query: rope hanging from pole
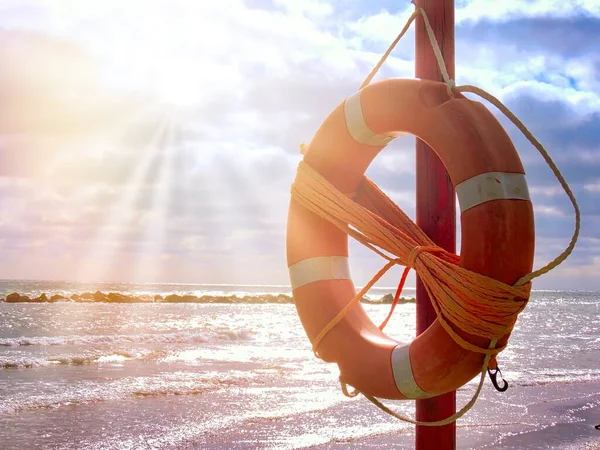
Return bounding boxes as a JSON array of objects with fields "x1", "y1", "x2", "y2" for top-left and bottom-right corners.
[{"x1": 290, "y1": 6, "x2": 580, "y2": 426}]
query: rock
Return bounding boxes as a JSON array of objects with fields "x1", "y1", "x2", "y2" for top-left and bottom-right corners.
[
  {"x1": 6, "y1": 293, "x2": 31, "y2": 303},
  {"x1": 50, "y1": 294, "x2": 68, "y2": 302},
  {"x1": 93, "y1": 291, "x2": 108, "y2": 302},
  {"x1": 360, "y1": 294, "x2": 416, "y2": 304},
  {"x1": 72, "y1": 293, "x2": 93, "y2": 303},
  {"x1": 107, "y1": 292, "x2": 138, "y2": 303},
  {"x1": 281, "y1": 294, "x2": 293, "y2": 304},
  {"x1": 380, "y1": 293, "x2": 394, "y2": 304},
  {"x1": 32, "y1": 293, "x2": 48, "y2": 302},
  {"x1": 161, "y1": 294, "x2": 200, "y2": 303}
]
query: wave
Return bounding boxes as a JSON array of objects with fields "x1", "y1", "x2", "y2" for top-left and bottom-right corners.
[
  {"x1": 0, "y1": 291, "x2": 413, "y2": 304},
  {"x1": 512, "y1": 371, "x2": 600, "y2": 387},
  {"x1": 0, "y1": 372, "x2": 252, "y2": 415},
  {"x1": 0, "y1": 351, "x2": 147, "y2": 369},
  {"x1": 0, "y1": 328, "x2": 252, "y2": 347}
]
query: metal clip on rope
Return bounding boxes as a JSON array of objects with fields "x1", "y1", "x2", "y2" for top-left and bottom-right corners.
[{"x1": 487, "y1": 366, "x2": 509, "y2": 392}]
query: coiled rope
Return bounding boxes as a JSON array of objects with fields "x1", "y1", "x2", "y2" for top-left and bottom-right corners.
[{"x1": 291, "y1": 7, "x2": 580, "y2": 426}]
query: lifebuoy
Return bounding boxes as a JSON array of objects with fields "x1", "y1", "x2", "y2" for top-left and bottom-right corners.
[{"x1": 286, "y1": 78, "x2": 535, "y2": 400}]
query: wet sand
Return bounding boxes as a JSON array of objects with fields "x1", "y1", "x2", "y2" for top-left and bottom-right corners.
[{"x1": 337, "y1": 382, "x2": 600, "y2": 450}]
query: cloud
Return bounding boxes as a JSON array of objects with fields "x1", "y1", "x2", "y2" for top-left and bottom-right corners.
[
  {"x1": 459, "y1": 16, "x2": 600, "y2": 59},
  {"x1": 0, "y1": 0, "x2": 598, "y2": 289},
  {"x1": 584, "y1": 181, "x2": 600, "y2": 192},
  {"x1": 456, "y1": 0, "x2": 600, "y2": 23}
]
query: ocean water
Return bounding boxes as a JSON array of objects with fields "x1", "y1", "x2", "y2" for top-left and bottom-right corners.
[{"x1": 0, "y1": 281, "x2": 599, "y2": 449}]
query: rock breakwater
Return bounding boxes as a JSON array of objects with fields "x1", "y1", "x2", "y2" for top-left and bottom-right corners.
[{"x1": 1, "y1": 291, "x2": 415, "y2": 304}]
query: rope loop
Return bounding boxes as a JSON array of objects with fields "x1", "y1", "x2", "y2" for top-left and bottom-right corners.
[
  {"x1": 355, "y1": 5, "x2": 579, "y2": 294},
  {"x1": 340, "y1": 377, "x2": 360, "y2": 398},
  {"x1": 293, "y1": 4, "x2": 580, "y2": 427}
]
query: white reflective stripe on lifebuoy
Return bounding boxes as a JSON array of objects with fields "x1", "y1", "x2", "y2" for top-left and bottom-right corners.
[
  {"x1": 456, "y1": 171, "x2": 530, "y2": 213},
  {"x1": 344, "y1": 92, "x2": 396, "y2": 147},
  {"x1": 288, "y1": 256, "x2": 351, "y2": 290},
  {"x1": 391, "y1": 344, "x2": 434, "y2": 399}
]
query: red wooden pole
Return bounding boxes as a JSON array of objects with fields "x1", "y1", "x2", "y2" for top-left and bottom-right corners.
[{"x1": 414, "y1": 0, "x2": 456, "y2": 449}]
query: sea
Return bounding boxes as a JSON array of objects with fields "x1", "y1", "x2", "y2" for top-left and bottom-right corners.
[{"x1": 0, "y1": 280, "x2": 599, "y2": 450}]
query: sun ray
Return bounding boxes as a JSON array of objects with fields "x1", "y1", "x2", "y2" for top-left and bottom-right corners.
[
  {"x1": 75, "y1": 112, "x2": 171, "y2": 282},
  {"x1": 130, "y1": 112, "x2": 178, "y2": 282}
]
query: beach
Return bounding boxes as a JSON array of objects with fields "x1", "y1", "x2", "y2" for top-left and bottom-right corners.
[{"x1": 1, "y1": 281, "x2": 599, "y2": 449}]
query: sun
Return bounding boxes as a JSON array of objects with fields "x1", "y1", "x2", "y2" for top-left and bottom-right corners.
[
  {"x1": 98, "y1": 40, "x2": 211, "y2": 110},
  {"x1": 46, "y1": 1, "x2": 229, "y2": 110},
  {"x1": 151, "y1": 67, "x2": 202, "y2": 108},
  {"x1": 23, "y1": 1, "x2": 245, "y2": 111}
]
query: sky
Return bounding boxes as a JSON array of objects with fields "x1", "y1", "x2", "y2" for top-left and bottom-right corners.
[{"x1": 0, "y1": 0, "x2": 598, "y2": 289}]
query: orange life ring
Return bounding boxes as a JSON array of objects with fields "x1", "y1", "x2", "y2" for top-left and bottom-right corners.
[{"x1": 286, "y1": 78, "x2": 535, "y2": 400}]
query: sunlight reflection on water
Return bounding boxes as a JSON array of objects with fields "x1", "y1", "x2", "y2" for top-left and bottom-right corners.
[{"x1": 0, "y1": 292, "x2": 599, "y2": 449}]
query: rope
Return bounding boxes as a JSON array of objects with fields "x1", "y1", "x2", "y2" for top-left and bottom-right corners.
[
  {"x1": 378, "y1": 265, "x2": 410, "y2": 331},
  {"x1": 451, "y1": 85, "x2": 580, "y2": 286},
  {"x1": 291, "y1": 6, "x2": 580, "y2": 426},
  {"x1": 360, "y1": 7, "x2": 580, "y2": 288},
  {"x1": 294, "y1": 162, "x2": 530, "y2": 357},
  {"x1": 363, "y1": 340, "x2": 498, "y2": 427}
]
